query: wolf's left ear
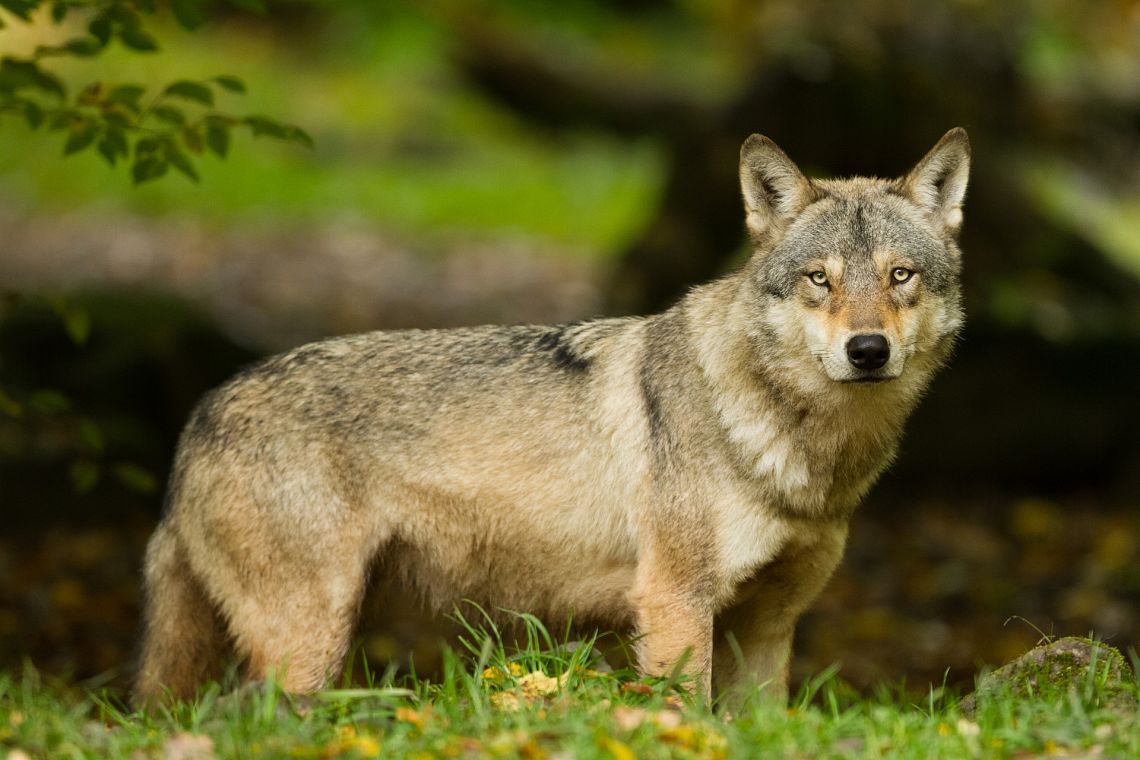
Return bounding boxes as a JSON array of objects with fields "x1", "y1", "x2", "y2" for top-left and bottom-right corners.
[
  {"x1": 898, "y1": 128, "x2": 971, "y2": 237},
  {"x1": 739, "y1": 134, "x2": 819, "y2": 242}
]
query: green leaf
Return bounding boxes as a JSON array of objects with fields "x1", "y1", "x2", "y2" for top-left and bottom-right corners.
[
  {"x1": 79, "y1": 419, "x2": 105, "y2": 454},
  {"x1": 0, "y1": 0, "x2": 37, "y2": 21},
  {"x1": 164, "y1": 141, "x2": 200, "y2": 182},
  {"x1": 96, "y1": 137, "x2": 117, "y2": 166},
  {"x1": 63, "y1": 119, "x2": 99, "y2": 155},
  {"x1": 36, "y1": 37, "x2": 102, "y2": 57},
  {"x1": 135, "y1": 135, "x2": 162, "y2": 158},
  {"x1": 244, "y1": 117, "x2": 314, "y2": 149},
  {"x1": 76, "y1": 82, "x2": 105, "y2": 106},
  {"x1": 152, "y1": 105, "x2": 186, "y2": 125},
  {"x1": 227, "y1": 0, "x2": 266, "y2": 13},
  {"x1": 61, "y1": 302, "x2": 91, "y2": 344},
  {"x1": 66, "y1": 37, "x2": 103, "y2": 56},
  {"x1": 136, "y1": 0, "x2": 157, "y2": 12},
  {"x1": 119, "y1": 26, "x2": 159, "y2": 52},
  {"x1": 23, "y1": 100, "x2": 43, "y2": 128},
  {"x1": 115, "y1": 463, "x2": 158, "y2": 494},
  {"x1": 285, "y1": 125, "x2": 315, "y2": 149},
  {"x1": 170, "y1": 0, "x2": 205, "y2": 29},
  {"x1": 48, "y1": 108, "x2": 78, "y2": 130},
  {"x1": 0, "y1": 387, "x2": 23, "y2": 418},
  {"x1": 244, "y1": 114, "x2": 288, "y2": 139},
  {"x1": 88, "y1": 15, "x2": 112, "y2": 46},
  {"x1": 106, "y1": 84, "x2": 145, "y2": 111},
  {"x1": 69, "y1": 459, "x2": 100, "y2": 494},
  {"x1": 50, "y1": 1, "x2": 68, "y2": 23},
  {"x1": 204, "y1": 120, "x2": 230, "y2": 158},
  {"x1": 102, "y1": 104, "x2": 135, "y2": 128},
  {"x1": 182, "y1": 125, "x2": 203, "y2": 153},
  {"x1": 97, "y1": 127, "x2": 128, "y2": 166},
  {"x1": 213, "y1": 74, "x2": 246, "y2": 94},
  {"x1": 131, "y1": 157, "x2": 168, "y2": 185},
  {"x1": 29, "y1": 389, "x2": 71, "y2": 414},
  {"x1": 0, "y1": 57, "x2": 66, "y2": 98},
  {"x1": 162, "y1": 79, "x2": 214, "y2": 106}
]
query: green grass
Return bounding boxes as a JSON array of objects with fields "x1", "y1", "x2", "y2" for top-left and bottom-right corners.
[{"x1": 3, "y1": 615, "x2": 1138, "y2": 759}]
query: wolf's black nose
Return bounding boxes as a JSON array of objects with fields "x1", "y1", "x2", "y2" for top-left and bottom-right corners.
[{"x1": 846, "y1": 334, "x2": 890, "y2": 370}]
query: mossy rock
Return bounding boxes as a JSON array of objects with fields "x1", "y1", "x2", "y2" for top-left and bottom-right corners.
[{"x1": 960, "y1": 637, "x2": 1137, "y2": 716}]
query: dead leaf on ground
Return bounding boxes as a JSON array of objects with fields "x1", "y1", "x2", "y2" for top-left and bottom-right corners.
[{"x1": 162, "y1": 733, "x2": 215, "y2": 760}]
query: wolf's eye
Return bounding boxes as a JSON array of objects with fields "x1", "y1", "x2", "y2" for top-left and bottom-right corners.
[
  {"x1": 891, "y1": 267, "x2": 913, "y2": 284},
  {"x1": 808, "y1": 271, "x2": 829, "y2": 287}
]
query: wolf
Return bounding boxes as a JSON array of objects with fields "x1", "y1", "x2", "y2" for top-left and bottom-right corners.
[{"x1": 135, "y1": 128, "x2": 969, "y2": 707}]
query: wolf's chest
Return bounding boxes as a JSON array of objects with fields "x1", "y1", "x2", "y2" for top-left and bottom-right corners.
[{"x1": 711, "y1": 496, "x2": 795, "y2": 593}]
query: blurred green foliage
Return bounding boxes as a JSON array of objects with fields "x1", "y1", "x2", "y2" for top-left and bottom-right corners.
[
  {"x1": 2, "y1": 0, "x2": 1140, "y2": 507},
  {"x1": 0, "y1": 0, "x2": 310, "y2": 184}
]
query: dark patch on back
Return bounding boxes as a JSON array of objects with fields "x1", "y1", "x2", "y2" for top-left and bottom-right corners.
[
  {"x1": 639, "y1": 318, "x2": 682, "y2": 466},
  {"x1": 532, "y1": 323, "x2": 591, "y2": 372},
  {"x1": 640, "y1": 360, "x2": 665, "y2": 448}
]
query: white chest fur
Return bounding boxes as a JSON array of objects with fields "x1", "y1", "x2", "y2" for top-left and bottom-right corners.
[{"x1": 712, "y1": 493, "x2": 793, "y2": 592}]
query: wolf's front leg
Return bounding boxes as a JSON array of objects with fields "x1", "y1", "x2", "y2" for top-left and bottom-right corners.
[
  {"x1": 711, "y1": 525, "x2": 848, "y2": 711},
  {"x1": 712, "y1": 607, "x2": 796, "y2": 707},
  {"x1": 630, "y1": 548, "x2": 715, "y2": 697}
]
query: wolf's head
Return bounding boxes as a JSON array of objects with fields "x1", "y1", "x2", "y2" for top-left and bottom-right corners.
[{"x1": 737, "y1": 129, "x2": 969, "y2": 395}]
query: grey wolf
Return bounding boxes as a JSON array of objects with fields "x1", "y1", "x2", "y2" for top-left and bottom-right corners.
[{"x1": 135, "y1": 128, "x2": 970, "y2": 707}]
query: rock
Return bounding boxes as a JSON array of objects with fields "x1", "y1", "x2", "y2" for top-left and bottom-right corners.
[{"x1": 960, "y1": 637, "x2": 1136, "y2": 716}]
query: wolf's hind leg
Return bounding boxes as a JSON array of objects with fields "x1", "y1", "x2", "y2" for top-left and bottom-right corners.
[
  {"x1": 221, "y1": 551, "x2": 370, "y2": 694},
  {"x1": 135, "y1": 523, "x2": 228, "y2": 705}
]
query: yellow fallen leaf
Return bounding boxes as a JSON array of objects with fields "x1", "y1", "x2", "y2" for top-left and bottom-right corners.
[
  {"x1": 658, "y1": 725, "x2": 697, "y2": 749},
  {"x1": 601, "y1": 738, "x2": 635, "y2": 760},
  {"x1": 163, "y1": 733, "x2": 216, "y2": 760},
  {"x1": 349, "y1": 736, "x2": 381, "y2": 758},
  {"x1": 956, "y1": 719, "x2": 980, "y2": 737},
  {"x1": 395, "y1": 706, "x2": 428, "y2": 729},
  {"x1": 482, "y1": 662, "x2": 526, "y2": 682},
  {"x1": 519, "y1": 671, "x2": 565, "y2": 697},
  {"x1": 613, "y1": 707, "x2": 682, "y2": 732},
  {"x1": 491, "y1": 692, "x2": 521, "y2": 712},
  {"x1": 612, "y1": 706, "x2": 648, "y2": 731}
]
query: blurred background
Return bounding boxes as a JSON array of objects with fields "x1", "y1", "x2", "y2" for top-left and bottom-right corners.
[{"x1": 1, "y1": 0, "x2": 1138, "y2": 694}]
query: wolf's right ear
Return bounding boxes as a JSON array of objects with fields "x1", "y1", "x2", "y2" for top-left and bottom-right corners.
[{"x1": 739, "y1": 134, "x2": 818, "y2": 243}]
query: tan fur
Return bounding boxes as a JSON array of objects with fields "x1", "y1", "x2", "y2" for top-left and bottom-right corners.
[{"x1": 135, "y1": 130, "x2": 970, "y2": 709}]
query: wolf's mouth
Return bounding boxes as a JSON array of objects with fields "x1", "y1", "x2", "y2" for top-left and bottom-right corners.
[{"x1": 842, "y1": 375, "x2": 893, "y2": 385}]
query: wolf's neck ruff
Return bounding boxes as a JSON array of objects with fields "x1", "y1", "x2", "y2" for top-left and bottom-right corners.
[{"x1": 682, "y1": 275, "x2": 930, "y2": 520}]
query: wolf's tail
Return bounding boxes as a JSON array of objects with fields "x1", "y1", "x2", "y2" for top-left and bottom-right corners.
[{"x1": 134, "y1": 522, "x2": 227, "y2": 706}]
